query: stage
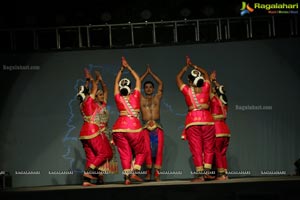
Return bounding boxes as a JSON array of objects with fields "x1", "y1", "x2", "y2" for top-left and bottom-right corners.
[{"x1": 1, "y1": 176, "x2": 300, "y2": 200}]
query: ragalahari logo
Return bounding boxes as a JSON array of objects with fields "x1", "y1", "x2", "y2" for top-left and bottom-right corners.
[{"x1": 240, "y1": 2, "x2": 255, "y2": 16}]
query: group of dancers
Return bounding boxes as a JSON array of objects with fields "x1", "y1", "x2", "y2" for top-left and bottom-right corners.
[{"x1": 76, "y1": 56, "x2": 230, "y2": 186}]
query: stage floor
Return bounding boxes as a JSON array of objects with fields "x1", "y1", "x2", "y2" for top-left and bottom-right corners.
[{"x1": 2, "y1": 176, "x2": 300, "y2": 200}]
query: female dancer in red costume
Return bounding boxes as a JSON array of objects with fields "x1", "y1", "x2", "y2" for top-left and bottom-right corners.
[
  {"x1": 176, "y1": 56, "x2": 215, "y2": 182},
  {"x1": 112, "y1": 57, "x2": 146, "y2": 185},
  {"x1": 210, "y1": 70, "x2": 230, "y2": 180},
  {"x1": 77, "y1": 69, "x2": 113, "y2": 186}
]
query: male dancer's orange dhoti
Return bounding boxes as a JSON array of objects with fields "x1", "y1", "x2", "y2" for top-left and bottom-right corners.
[{"x1": 142, "y1": 120, "x2": 164, "y2": 180}]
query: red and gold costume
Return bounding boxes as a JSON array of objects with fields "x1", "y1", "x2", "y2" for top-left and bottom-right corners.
[
  {"x1": 112, "y1": 89, "x2": 146, "y2": 174},
  {"x1": 181, "y1": 81, "x2": 215, "y2": 171},
  {"x1": 142, "y1": 120, "x2": 164, "y2": 170},
  {"x1": 79, "y1": 96, "x2": 113, "y2": 170},
  {"x1": 211, "y1": 94, "x2": 230, "y2": 175}
]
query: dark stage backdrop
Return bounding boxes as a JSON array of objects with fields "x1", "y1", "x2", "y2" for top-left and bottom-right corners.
[{"x1": 0, "y1": 38, "x2": 300, "y2": 187}]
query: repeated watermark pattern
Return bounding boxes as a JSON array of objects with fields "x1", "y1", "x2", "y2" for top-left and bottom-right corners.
[
  {"x1": 14, "y1": 170, "x2": 41, "y2": 175},
  {"x1": 260, "y1": 170, "x2": 286, "y2": 175},
  {"x1": 0, "y1": 169, "x2": 289, "y2": 176}
]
